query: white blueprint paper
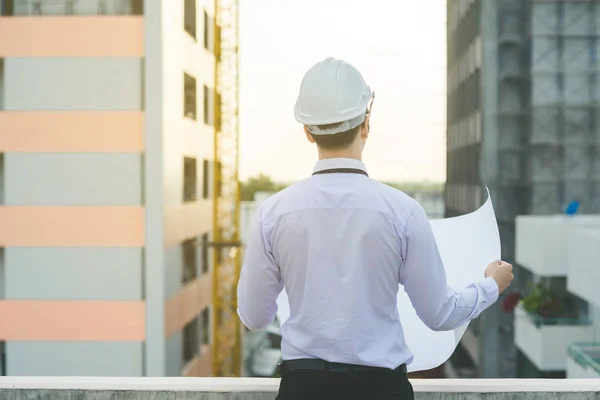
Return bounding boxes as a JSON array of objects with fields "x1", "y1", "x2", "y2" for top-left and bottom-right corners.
[{"x1": 275, "y1": 188, "x2": 500, "y2": 372}]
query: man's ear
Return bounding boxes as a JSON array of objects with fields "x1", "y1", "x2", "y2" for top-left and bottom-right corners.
[
  {"x1": 361, "y1": 114, "x2": 371, "y2": 139},
  {"x1": 304, "y1": 126, "x2": 316, "y2": 143}
]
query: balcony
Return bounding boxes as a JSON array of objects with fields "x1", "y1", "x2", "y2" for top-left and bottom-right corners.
[
  {"x1": 2, "y1": 0, "x2": 143, "y2": 16},
  {"x1": 567, "y1": 228, "x2": 600, "y2": 306},
  {"x1": 516, "y1": 215, "x2": 600, "y2": 277},
  {"x1": 1, "y1": 377, "x2": 600, "y2": 399},
  {"x1": 567, "y1": 343, "x2": 600, "y2": 379},
  {"x1": 514, "y1": 306, "x2": 594, "y2": 371}
]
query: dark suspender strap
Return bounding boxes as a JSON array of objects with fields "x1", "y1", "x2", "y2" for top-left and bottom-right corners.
[{"x1": 312, "y1": 168, "x2": 368, "y2": 177}]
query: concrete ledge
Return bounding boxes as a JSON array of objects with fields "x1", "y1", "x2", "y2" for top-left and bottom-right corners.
[{"x1": 0, "y1": 377, "x2": 600, "y2": 399}]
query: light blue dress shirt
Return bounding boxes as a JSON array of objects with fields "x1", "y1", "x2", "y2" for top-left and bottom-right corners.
[{"x1": 237, "y1": 158, "x2": 499, "y2": 369}]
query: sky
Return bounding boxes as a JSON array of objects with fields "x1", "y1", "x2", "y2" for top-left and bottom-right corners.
[{"x1": 238, "y1": 0, "x2": 447, "y2": 183}]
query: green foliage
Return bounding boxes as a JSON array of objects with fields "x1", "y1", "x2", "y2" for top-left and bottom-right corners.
[
  {"x1": 521, "y1": 281, "x2": 576, "y2": 319},
  {"x1": 240, "y1": 174, "x2": 287, "y2": 201}
]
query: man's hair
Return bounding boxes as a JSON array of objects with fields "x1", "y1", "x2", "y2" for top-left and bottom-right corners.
[{"x1": 309, "y1": 120, "x2": 365, "y2": 150}]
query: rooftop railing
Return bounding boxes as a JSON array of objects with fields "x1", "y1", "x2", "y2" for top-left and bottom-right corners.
[
  {"x1": 569, "y1": 343, "x2": 600, "y2": 376},
  {"x1": 521, "y1": 307, "x2": 592, "y2": 328}
]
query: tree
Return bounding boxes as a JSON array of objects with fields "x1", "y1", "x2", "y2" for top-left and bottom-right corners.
[{"x1": 240, "y1": 174, "x2": 287, "y2": 201}]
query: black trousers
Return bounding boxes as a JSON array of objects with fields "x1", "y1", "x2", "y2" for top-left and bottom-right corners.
[{"x1": 275, "y1": 367, "x2": 415, "y2": 400}]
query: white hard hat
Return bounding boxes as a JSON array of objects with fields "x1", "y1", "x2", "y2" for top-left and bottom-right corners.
[{"x1": 294, "y1": 57, "x2": 374, "y2": 135}]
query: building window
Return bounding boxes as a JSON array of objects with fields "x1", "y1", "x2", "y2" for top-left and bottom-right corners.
[
  {"x1": 182, "y1": 318, "x2": 199, "y2": 365},
  {"x1": 203, "y1": 85, "x2": 211, "y2": 125},
  {"x1": 201, "y1": 308, "x2": 210, "y2": 345},
  {"x1": 182, "y1": 238, "x2": 198, "y2": 286},
  {"x1": 215, "y1": 161, "x2": 222, "y2": 197},
  {"x1": 202, "y1": 159, "x2": 210, "y2": 199},
  {"x1": 3, "y1": 0, "x2": 143, "y2": 15},
  {"x1": 475, "y1": 36, "x2": 482, "y2": 69},
  {"x1": 203, "y1": 85, "x2": 214, "y2": 126},
  {"x1": 215, "y1": 91, "x2": 221, "y2": 131},
  {"x1": 201, "y1": 233, "x2": 209, "y2": 275},
  {"x1": 131, "y1": 0, "x2": 143, "y2": 14},
  {"x1": 183, "y1": 157, "x2": 197, "y2": 202},
  {"x1": 203, "y1": 10, "x2": 216, "y2": 53},
  {"x1": 1, "y1": 0, "x2": 12, "y2": 15},
  {"x1": 0, "y1": 341, "x2": 5, "y2": 376},
  {"x1": 184, "y1": 0, "x2": 196, "y2": 39},
  {"x1": 204, "y1": 10, "x2": 210, "y2": 50},
  {"x1": 184, "y1": 73, "x2": 197, "y2": 120},
  {"x1": 203, "y1": 85, "x2": 209, "y2": 124}
]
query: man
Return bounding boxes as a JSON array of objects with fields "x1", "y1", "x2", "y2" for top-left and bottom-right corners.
[{"x1": 237, "y1": 57, "x2": 513, "y2": 399}]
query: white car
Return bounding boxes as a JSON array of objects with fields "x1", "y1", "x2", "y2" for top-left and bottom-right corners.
[{"x1": 244, "y1": 317, "x2": 282, "y2": 377}]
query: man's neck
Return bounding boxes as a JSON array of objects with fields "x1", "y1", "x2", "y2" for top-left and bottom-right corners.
[{"x1": 317, "y1": 148, "x2": 362, "y2": 161}]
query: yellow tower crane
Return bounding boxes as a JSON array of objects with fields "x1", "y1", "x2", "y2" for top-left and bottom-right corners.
[{"x1": 211, "y1": 0, "x2": 242, "y2": 377}]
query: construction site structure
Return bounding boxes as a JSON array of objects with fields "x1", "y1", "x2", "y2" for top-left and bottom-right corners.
[
  {"x1": 446, "y1": 0, "x2": 600, "y2": 378},
  {"x1": 212, "y1": 0, "x2": 242, "y2": 377}
]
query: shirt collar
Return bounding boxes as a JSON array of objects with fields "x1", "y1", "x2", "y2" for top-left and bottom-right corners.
[{"x1": 312, "y1": 158, "x2": 368, "y2": 174}]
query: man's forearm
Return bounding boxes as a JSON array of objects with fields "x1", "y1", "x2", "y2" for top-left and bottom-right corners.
[{"x1": 424, "y1": 277, "x2": 499, "y2": 331}]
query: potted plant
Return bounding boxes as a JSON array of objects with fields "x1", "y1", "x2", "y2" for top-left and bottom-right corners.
[{"x1": 519, "y1": 282, "x2": 578, "y2": 326}]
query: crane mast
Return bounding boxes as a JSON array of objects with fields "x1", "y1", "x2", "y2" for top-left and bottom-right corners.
[{"x1": 212, "y1": 0, "x2": 241, "y2": 377}]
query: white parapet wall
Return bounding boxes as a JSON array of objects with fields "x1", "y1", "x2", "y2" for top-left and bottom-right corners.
[{"x1": 0, "y1": 377, "x2": 600, "y2": 400}]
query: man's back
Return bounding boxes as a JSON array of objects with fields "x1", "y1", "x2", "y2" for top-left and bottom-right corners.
[
  {"x1": 261, "y1": 164, "x2": 415, "y2": 368},
  {"x1": 238, "y1": 158, "x2": 501, "y2": 369}
]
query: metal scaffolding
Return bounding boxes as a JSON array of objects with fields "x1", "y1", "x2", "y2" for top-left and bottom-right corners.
[
  {"x1": 449, "y1": 0, "x2": 600, "y2": 264},
  {"x1": 212, "y1": 0, "x2": 241, "y2": 378},
  {"x1": 528, "y1": 0, "x2": 600, "y2": 215}
]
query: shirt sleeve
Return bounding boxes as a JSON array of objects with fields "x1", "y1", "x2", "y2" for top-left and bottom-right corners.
[
  {"x1": 399, "y1": 202, "x2": 499, "y2": 332},
  {"x1": 237, "y1": 206, "x2": 283, "y2": 331}
]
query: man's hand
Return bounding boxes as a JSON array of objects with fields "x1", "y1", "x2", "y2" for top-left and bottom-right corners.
[{"x1": 485, "y1": 260, "x2": 514, "y2": 294}]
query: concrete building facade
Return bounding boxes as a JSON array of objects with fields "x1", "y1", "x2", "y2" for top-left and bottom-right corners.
[
  {"x1": 0, "y1": 0, "x2": 217, "y2": 377},
  {"x1": 446, "y1": 0, "x2": 600, "y2": 378}
]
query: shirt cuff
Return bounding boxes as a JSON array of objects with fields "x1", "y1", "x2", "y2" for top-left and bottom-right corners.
[
  {"x1": 480, "y1": 276, "x2": 500, "y2": 304},
  {"x1": 237, "y1": 307, "x2": 265, "y2": 331},
  {"x1": 237, "y1": 308, "x2": 252, "y2": 330}
]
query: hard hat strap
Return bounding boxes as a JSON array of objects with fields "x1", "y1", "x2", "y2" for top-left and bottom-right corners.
[{"x1": 306, "y1": 113, "x2": 367, "y2": 135}]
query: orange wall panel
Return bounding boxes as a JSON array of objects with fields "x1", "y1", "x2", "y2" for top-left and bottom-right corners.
[
  {"x1": 0, "y1": 17, "x2": 143, "y2": 57},
  {"x1": 0, "y1": 207, "x2": 144, "y2": 247},
  {"x1": 0, "y1": 112, "x2": 144, "y2": 152},
  {"x1": 0, "y1": 300, "x2": 145, "y2": 341}
]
